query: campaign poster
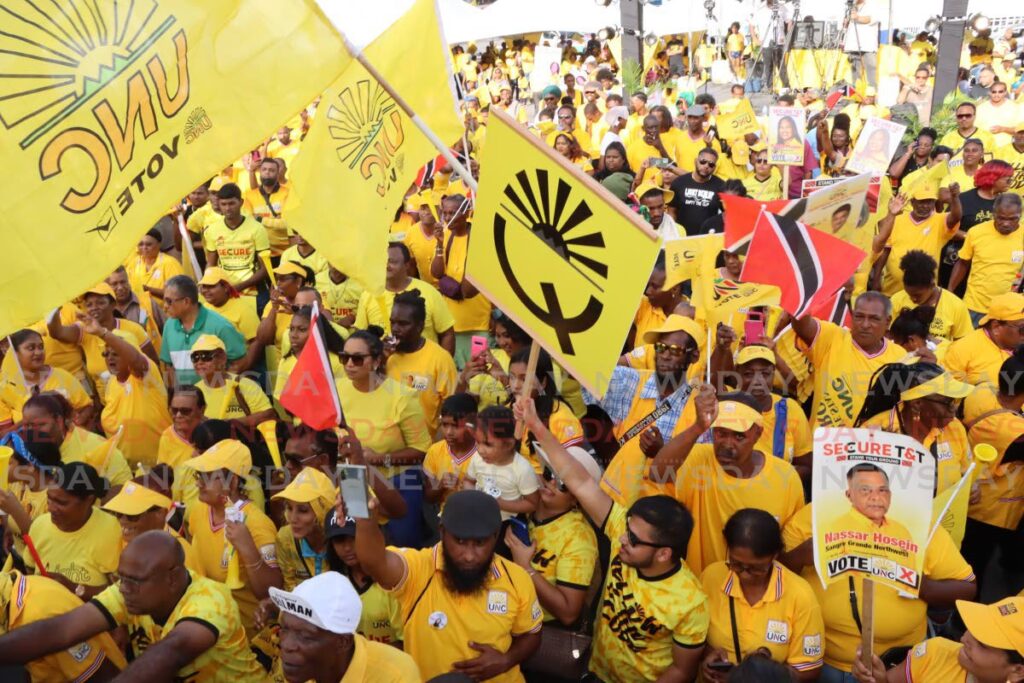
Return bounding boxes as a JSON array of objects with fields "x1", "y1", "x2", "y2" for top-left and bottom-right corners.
[
  {"x1": 812, "y1": 428, "x2": 935, "y2": 596},
  {"x1": 846, "y1": 117, "x2": 906, "y2": 176},
  {"x1": 788, "y1": 173, "x2": 872, "y2": 251},
  {"x1": 768, "y1": 107, "x2": 807, "y2": 166},
  {"x1": 530, "y1": 44, "x2": 563, "y2": 93}
]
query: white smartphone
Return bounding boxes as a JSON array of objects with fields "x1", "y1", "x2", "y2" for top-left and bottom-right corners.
[{"x1": 337, "y1": 464, "x2": 370, "y2": 519}]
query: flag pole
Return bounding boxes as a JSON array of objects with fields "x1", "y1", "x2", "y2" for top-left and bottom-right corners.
[{"x1": 341, "y1": 37, "x2": 479, "y2": 194}]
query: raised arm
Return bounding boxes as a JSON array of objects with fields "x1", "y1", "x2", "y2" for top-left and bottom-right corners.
[
  {"x1": 945, "y1": 182, "x2": 962, "y2": 230},
  {"x1": 352, "y1": 497, "x2": 407, "y2": 590},
  {"x1": 79, "y1": 314, "x2": 149, "y2": 378},
  {"x1": 0, "y1": 602, "x2": 109, "y2": 666},
  {"x1": 872, "y1": 194, "x2": 906, "y2": 255},
  {"x1": 46, "y1": 309, "x2": 82, "y2": 345},
  {"x1": 648, "y1": 385, "x2": 717, "y2": 483}
]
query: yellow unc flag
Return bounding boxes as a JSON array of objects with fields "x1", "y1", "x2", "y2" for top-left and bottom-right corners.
[
  {"x1": 664, "y1": 234, "x2": 723, "y2": 292},
  {"x1": 716, "y1": 99, "x2": 761, "y2": 140},
  {"x1": 467, "y1": 109, "x2": 660, "y2": 395},
  {"x1": 0, "y1": 0, "x2": 349, "y2": 336}
]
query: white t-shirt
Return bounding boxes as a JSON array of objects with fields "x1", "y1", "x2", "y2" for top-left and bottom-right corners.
[
  {"x1": 751, "y1": 1, "x2": 793, "y2": 47},
  {"x1": 600, "y1": 131, "x2": 624, "y2": 155},
  {"x1": 844, "y1": 0, "x2": 886, "y2": 53},
  {"x1": 466, "y1": 453, "x2": 540, "y2": 520}
]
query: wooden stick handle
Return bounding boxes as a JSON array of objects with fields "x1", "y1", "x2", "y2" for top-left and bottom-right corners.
[
  {"x1": 860, "y1": 578, "x2": 875, "y2": 668},
  {"x1": 514, "y1": 342, "x2": 542, "y2": 439}
]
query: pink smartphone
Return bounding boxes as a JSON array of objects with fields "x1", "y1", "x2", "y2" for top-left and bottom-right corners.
[
  {"x1": 744, "y1": 311, "x2": 766, "y2": 343},
  {"x1": 470, "y1": 335, "x2": 488, "y2": 359}
]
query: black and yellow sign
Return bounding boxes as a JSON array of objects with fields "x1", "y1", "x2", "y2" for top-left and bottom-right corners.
[{"x1": 467, "y1": 108, "x2": 660, "y2": 395}]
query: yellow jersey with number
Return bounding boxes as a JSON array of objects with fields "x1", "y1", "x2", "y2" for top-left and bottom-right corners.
[{"x1": 528, "y1": 509, "x2": 598, "y2": 622}]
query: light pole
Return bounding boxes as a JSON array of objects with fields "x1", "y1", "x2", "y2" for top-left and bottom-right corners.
[
  {"x1": 929, "y1": 0, "x2": 969, "y2": 114},
  {"x1": 620, "y1": 0, "x2": 644, "y2": 80}
]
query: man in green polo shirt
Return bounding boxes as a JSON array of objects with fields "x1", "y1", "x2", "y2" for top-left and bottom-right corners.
[{"x1": 160, "y1": 275, "x2": 247, "y2": 387}]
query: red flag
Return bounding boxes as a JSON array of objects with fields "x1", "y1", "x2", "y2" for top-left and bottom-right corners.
[
  {"x1": 279, "y1": 303, "x2": 344, "y2": 430},
  {"x1": 721, "y1": 194, "x2": 790, "y2": 252},
  {"x1": 809, "y1": 288, "x2": 853, "y2": 328},
  {"x1": 740, "y1": 211, "x2": 865, "y2": 319}
]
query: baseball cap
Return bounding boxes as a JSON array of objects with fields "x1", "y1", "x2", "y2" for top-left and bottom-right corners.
[
  {"x1": 102, "y1": 481, "x2": 173, "y2": 516},
  {"x1": 269, "y1": 572, "x2": 362, "y2": 635},
  {"x1": 189, "y1": 439, "x2": 252, "y2": 477},
  {"x1": 540, "y1": 85, "x2": 562, "y2": 100},
  {"x1": 563, "y1": 446, "x2": 603, "y2": 482},
  {"x1": 634, "y1": 180, "x2": 675, "y2": 206},
  {"x1": 273, "y1": 261, "x2": 307, "y2": 279},
  {"x1": 604, "y1": 105, "x2": 629, "y2": 125},
  {"x1": 198, "y1": 267, "x2": 231, "y2": 286},
  {"x1": 271, "y1": 467, "x2": 336, "y2": 505},
  {"x1": 910, "y1": 182, "x2": 939, "y2": 201},
  {"x1": 958, "y1": 597, "x2": 1024, "y2": 657},
  {"x1": 686, "y1": 104, "x2": 708, "y2": 117},
  {"x1": 584, "y1": 80, "x2": 602, "y2": 93},
  {"x1": 980, "y1": 292, "x2": 1024, "y2": 326},
  {"x1": 440, "y1": 490, "x2": 501, "y2": 539},
  {"x1": 735, "y1": 345, "x2": 775, "y2": 366},
  {"x1": 324, "y1": 508, "x2": 357, "y2": 539},
  {"x1": 712, "y1": 400, "x2": 764, "y2": 432},
  {"x1": 190, "y1": 334, "x2": 226, "y2": 353},
  {"x1": 900, "y1": 372, "x2": 974, "y2": 402},
  {"x1": 642, "y1": 314, "x2": 704, "y2": 346},
  {"x1": 85, "y1": 282, "x2": 116, "y2": 299}
]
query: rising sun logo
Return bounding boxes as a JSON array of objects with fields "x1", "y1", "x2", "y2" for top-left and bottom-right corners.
[
  {"x1": 0, "y1": 0, "x2": 175, "y2": 149},
  {"x1": 325, "y1": 78, "x2": 400, "y2": 171}
]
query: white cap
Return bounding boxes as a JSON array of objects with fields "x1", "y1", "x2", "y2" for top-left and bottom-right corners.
[
  {"x1": 566, "y1": 446, "x2": 604, "y2": 482},
  {"x1": 269, "y1": 572, "x2": 361, "y2": 635},
  {"x1": 605, "y1": 105, "x2": 629, "y2": 125}
]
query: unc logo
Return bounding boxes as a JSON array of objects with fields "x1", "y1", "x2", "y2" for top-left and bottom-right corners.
[
  {"x1": 764, "y1": 619, "x2": 789, "y2": 644},
  {"x1": 428, "y1": 611, "x2": 448, "y2": 629},
  {"x1": 326, "y1": 78, "x2": 406, "y2": 198}
]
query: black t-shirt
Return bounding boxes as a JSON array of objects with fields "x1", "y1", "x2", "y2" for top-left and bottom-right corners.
[
  {"x1": 958, "y1": 189, "x2": 994, "y2": 231},
  {"x1": 668, "y1": 174, "x2": 726, "y2": 235}
]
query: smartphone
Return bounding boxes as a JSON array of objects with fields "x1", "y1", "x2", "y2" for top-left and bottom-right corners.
[
  {"x1": 337, "y1": 464, "x2": 370, "y2": 519},
  {"x1": 470, "y1": 335, "x2": 488, "y2": 359},
  {"x1": 744, "y1": 310, "x2": 766, "y2": 344},
  {"x1": 508, "y1": 518, "x2": 531, "y2": 545},
  {"x1": 707, "y1": 661, "x2": 735, "y2": 672},
  {"x1": 648, "y1": 157, "x2": 670, "y2": 169}
]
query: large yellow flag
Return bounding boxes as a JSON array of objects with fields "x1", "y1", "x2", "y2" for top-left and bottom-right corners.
[
  {"x1": 467, "y1": 109, "x2": 661, "y2": 395},
  {"x1": 287, "y1": 0, "x2": 462, "y2": 294},
  {"x1": 0, "y1": 0, "x2": 348, "y2": 336},
  {"x1": 692, "y1": 237, "x2": 780, "y2": 328},
  {"x1": 665, "y1": 234, "x2": 723, "y2": 292}
]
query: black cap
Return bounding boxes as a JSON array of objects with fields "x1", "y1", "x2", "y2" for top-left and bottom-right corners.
[
  {"x1": 439, "y1": 490, "x2": 502, "y2": 539},
  {"x1": 324, "y1": 508, "x2": 356, "y2": 540}
]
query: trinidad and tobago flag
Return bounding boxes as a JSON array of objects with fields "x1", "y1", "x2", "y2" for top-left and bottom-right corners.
[
  {"x1": 721, "y1": 193, "x2": 791, "y2": 252},
  {"x1": 740, "y1": 210, "x2": 865, "y2": 319}
]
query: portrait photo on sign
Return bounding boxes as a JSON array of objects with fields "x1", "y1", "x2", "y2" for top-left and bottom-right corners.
[
  {"x1": 811, "y1": 427, "x2": 935, "y2": 597},
  {"x1": 767, "y1": 107, "x2": 806, "y2": 166},
  {"x1": 846, "y1": 117, "x2": 907, "y2": 176}
]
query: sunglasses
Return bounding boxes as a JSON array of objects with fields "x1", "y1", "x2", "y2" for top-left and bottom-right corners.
[
  {"x1": 190, "y1": 351, "x2": 217, "y2": 363},
  {"x1": 625, "y1": 522, "x2": 663, "y2": 549},
  {"x1": 697, "y1": 158, "x2": 716, "y2": 166},
  {"x1": 654, "y1": 342, "x2": 691, "y2": 357},
  {"x1": 754, "y1": 157, "x2": 769, "y2": 164},
  {"x1": 542, "y1": 468, "x2": 568, "y2": 492},
  {"x1": 169, "y1": 406, "x2": 194, "y2": 416},
  {"x1": 956, "y1": 113, "x2": 974, "y2": 119},
  {"x1": 340, "y1": 352, "x2": 373, "y2": 366}
]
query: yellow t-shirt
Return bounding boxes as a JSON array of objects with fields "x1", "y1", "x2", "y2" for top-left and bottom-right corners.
[
  {"x1": 742, "y1": 170, "x2": 784, "y2": 201},
  {"x1": 187, "y1": 202, "x2": 217, "y2": 237},
  {"x1": 441, "y1": 230, "x2": 492, "y2": 332},
  {"x1": 76, "y1": 317, "x2": 152, "y2": 397},
  {"x1": 101, "y1": 359, "x2": 171, "y2": 470},
  {"x1": 275, "y1": 525, "x2": 325, "y2": 591},
  {"x1": 802, "y1": 321, "x2": 907, "y2": 427},
  {"x1": 388, "y1": 543, "x2": 543, "y2": 683},
  {"x1": 333, "y1": 633, "x2": 420, "y2": 682},
  {"x1": 701, "y1": 561, "x2": 824, "y2": 672},
  {"x1": 957, "y1": 220, "x2": 1024, "y2": 313},
  {"x1": 994, "y1": 142, "x2": 1024, "y2": 198},
  {"x1": 675, "y1": 444, "x2": 805, "y2": 574},
  {"x1": 157, "y1": 425, "x2": 195, "y2": 471},
  {"x1": 633, "y1": 298, "x2": 668, "y2": 350},
  {"x1": 677, "y1": 131, "x2": 723, "y2": 174},
  {"x1": 889, "y1": 288, "x2": 973, "y2": 341},
  {"x1": 756, "y1": 394, "x2": 813, "y2": 462},
  {"x1": 422, "y1": 440, "x2": 476, "y2": 508},
  {"x1": 319, "y1": 276, "x2": 364, "y2": 323},
  {"x1": 882, "y1": 212, "x2": 958, "y2": 295},
  {"x1": 975, "y1": 100, "x2": 1020, "y2": 149},
  {"x1": 782, "y1": 505, "x2": 974, "y2": 671},
  {"x1": 529, "y1": 508, "x2": 598, "y2": 622},
  {"x1": 25, "y1": 509, "x2": 121, "y2": 587},
  {"x1": 399, "y1": 222, "x2": 441, "y2": 286},
  {"x1": 92, "y1": 572, "x2": 266, "y2": 682},
  {"x1": 335, "y1": 376, "x2": 432, "y2": 479},
  {"x1": 186, "y1": 501, "x2": 278, "y2": 639},
  {"x1": 279, "y1": 245, "x2": 330, "y2": 287},
  {"x1": 355, "y1": 580, "x2": 404, "y2": 646},
  {"x1": 355, "y1": 278, "x2": 456, "y2": 344},
  {"x1": 124, "y1": 252, "x2": 184, "y2": 299},
  {"x1": 197, "y1": 376, "x2": 272, "y2": 421},
  {"x1": 964, "y1": 383, "x2": 1024, "y2": 530},
  {"x1": 860, "y1": 410, "x2": 970, "y2": 494},
  {"x1": 906, "y1": 638, "x2": 969, "y2": 682},
  {"x1": 726, "y1": 33, "x2": 745, "y2": 53},
  {"x1": 209, "y1": 298, "x2": 260, "y2": 341},
  {"x1": 938, "y1": 128, "x2": 995, "y2": 157},
  {"x1": 943, "y1": 328, "x2": 1012, "y2": 386},
  {"x1": 940, "y1": 164, "x2": 977, "y2": 193},
  {"x1": 590, "y1": 504, "x2": 709, "y2": 683},
  {"x1": 2, "y1": 572, "x2": 127, "y2": 681},
  {"x1": 204, "y1": 216, "x2": 271, "y2": 290},
  {"x1": 626, "y1": 138, "x2": 672, "y2": 172},
  {"x1": 60, "y1": 425, "x2": 132, "y2": 487},
  {"x1": 385, "y1": 340, "x2": 457, "y2": 436},
  {"x1": 242, "y1": 185, "x2": 291, "y2": 256}
]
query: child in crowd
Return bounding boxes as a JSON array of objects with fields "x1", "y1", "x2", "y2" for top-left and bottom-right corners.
[
  {"x1": 463, "y1": 405, "x2": 540, "y2": 519},
  {"x1": 423, "y1": 393, "x2": 479, "y2": 509}
]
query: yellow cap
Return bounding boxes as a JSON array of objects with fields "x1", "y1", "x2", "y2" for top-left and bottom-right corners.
[
  {"x1": 85, "y1": 282, "x2": 115, "y2": 298},
  {"x1": 272, "y1": 467, "x2": 336, "y2": 505},
  {"x1": 712, "y1": 400, "x2": 764, "y2": 432},
  {"x1": 735, "y1": 345, "x2": 775, "y2": 366},
  {"x1": 979, "y1": 292, "x2": 1024, "y2": 326},
  {"x1": 635, "y1": 181, "x2": 675, "y2": 205},
  {"x1": 189, "y1": 439, "x2": 252, "y2": 477},
  {"x1": 273, "y1": 261, "x2": 307, "y2": 279},
  {"x1": 642, "y1": 314, "x2": 704, "y2": 345},
  {"x1": 102, "y1": 481, "x2": 173, "y2": 515},
  {"x1": 957, "y1": 597, "x2": 1024, "y2": 657},
  {"x1": 198, "y1": 267, "x2": 231, "y2": 286},
  {"x1": 910, "y1": 182, "x2": 939, "y2": 200},
  {"x1": 190, "y1": 334, "x2": 226, "y2": 353},
  {"x1": 900, "y1": 372, "x2": 974, "y2": 402}
]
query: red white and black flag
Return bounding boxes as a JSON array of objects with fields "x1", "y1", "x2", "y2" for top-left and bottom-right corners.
[{"x1": 740, "y1": 210, "x2": 865, "y2": 319}]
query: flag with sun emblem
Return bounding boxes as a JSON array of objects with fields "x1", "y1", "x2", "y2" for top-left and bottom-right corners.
[
  {"x1": 467, "y1": 109, "x2": 661, "y2": 395},
  {"x1": 0, "y1": 0, "x2": 349, "y2": 336}
]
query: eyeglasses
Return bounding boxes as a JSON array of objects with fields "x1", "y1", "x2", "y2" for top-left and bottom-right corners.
[
  {"x1": 163, "y1": 296, "x2": 186, "y2": 306},
  {"x1": 754, "y1": 158, "x2": 769, "y2": 164},
  {"x1": 557, "y1": 114, "x2": 574, "y2": 120},
  {"x1": 956, "y1": 113, "x2": 974, "y2": 119},
  {"x1": 625, "y1": 521, "x2": 663, "y2": 549},
  {"x1": 697, "y1": 158, "x2": 716, "y2": 166},
  {"x1": 654, "y1": 342, "x2": 691, "y2": 357},
  {"x1": 542, "y1": 468, "x2": 568, "y2": 492},
  {"x1": 169, "y1": 406, "x2": 194, "y2": 416},
  {"x1": 991, "y1": 89, "x2": 1008, "y2": 95},
  {"x1": 340, "y1": 352, "x2": 372, "y2": 366},
  {"x1": 190, "y1": 351, "x2": 216, "y2": 363},
  {"x1": 726, "y1": 557, "x2": 775, "y2": 577},
  {"x1": 284, "y1": 452, "x2": 321, "y2": 465}
]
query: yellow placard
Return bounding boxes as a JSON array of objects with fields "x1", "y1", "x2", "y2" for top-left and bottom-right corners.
[
  {"x1": 717, "y1": 99, "x2": 761, "y2": 140},
  {"x1": 467, "y1": 108, "x2": 660, "y2": 395},
  {"x1": 664, "y1": 234, "x2": 723, "y2": 291},
  {"x1": 0, "y1": 0, "x2": 349, "y2": 337}
]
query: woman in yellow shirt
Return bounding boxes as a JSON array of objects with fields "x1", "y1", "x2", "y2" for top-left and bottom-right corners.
[
  {"x1": 89, "y1": 320, "x2": 171, "y2": 471},
  {"x1": 337, "y1": 329, "x2": 432, "y2": 547},
  {"x1": 726, "y1": 22, "x2": 745, "y2": 78},
  {"x1": 0, "y1": 329, "x2": 93, "y2": 426},
  {"x1": 25, "y1": 461, "x2": 121, "y2": 600},
  {"x1": 854, "y1": 362, "x2": 974, "y2": 494},
  {"x1": 124, "y1": 228, "x2": 183, "y2": 301},
  {"x1": 548, "y1": 131, "x2": 594, "y2": 175},
  {"x1": 700, "y1": 509, "x2": 824, "y2": 679},
  {"x1": 271, "y1": 466, "x2": 335, "y2": 590},
  {"x1": 273, "y1": 306, "x2": 346, "y2": 402}
]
